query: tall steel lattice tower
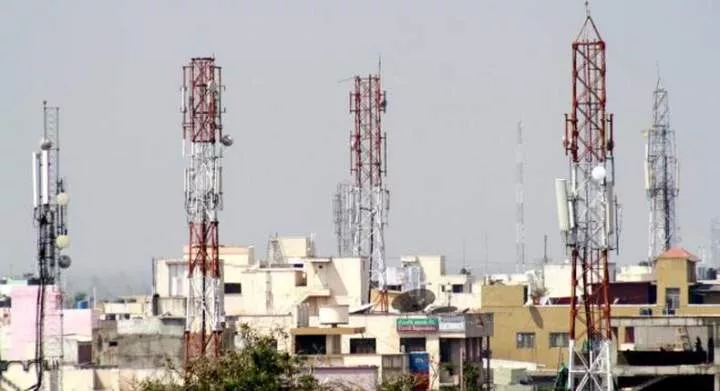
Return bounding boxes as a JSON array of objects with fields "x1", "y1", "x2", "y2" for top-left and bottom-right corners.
[
  {"x1": 555, "y1": 4, "x2": 619, "y2": 390},
  {"x1": 516, "y1": 121, "x2": 526, "y2": 272},
  {"x1": 644, "y1": 75, "x2": 679, "y2": 261},
  {"x1": 349, "y1": 72, "x2": 389, "y2": 311},
  {"x1": 32, "y1": 101, "x2": 71, "y2": 391},
  {"x1": 181, "y1": 57, "x2": 233, "y2": 363}
]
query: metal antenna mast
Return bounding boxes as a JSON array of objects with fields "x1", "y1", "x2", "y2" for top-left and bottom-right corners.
[
  {"x1": 181, "y1": 57, "x2": 233, "y2": 364},
  {"x1": 644, "y1": 72, "x2": 679, "y2": 261},
  {"x1": 516, "y1": 121, "x2": 526, "y2": 272},
  {"x1": 348, "y1": 69, "x2": 389, "y2": 311},
  {"x1": 555, "y1": 3, "x2": 619, "y2": 390},
  {"x1": 32, "y1": 101, "x2": 71, "y2": 391}
]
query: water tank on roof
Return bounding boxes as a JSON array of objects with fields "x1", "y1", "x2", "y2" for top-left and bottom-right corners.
[{"x1": 319, "y1": 305, "x2": 349, "y2": 326}]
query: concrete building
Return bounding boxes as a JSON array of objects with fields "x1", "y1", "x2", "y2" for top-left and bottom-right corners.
[
  {"x1": 99, "y1": 295, "x2": 151, "y2": 320},
  {"x1": 617, "y1": 263, "x2": 654, "y2": 282},
  {"x1": 92, "y1": 317, "x2": 184, "y2": 368},
  {"x1": 0, "y1": 283, "x2": 97, "y2": 390},
  {"x1": 478, "y1": 247, "x2": 720, "y2": 377},
  {"x1": 15, "y1": 234, "x2": 718, "y2": 390},
  {"x1": 289, "y1": 310, "x2": 494, "y2": 389},
  {"x1": 148, "y1": 236, "x2": 494, "y2": 389},
  {"x1": 541, "y1": 261, "x2": 618, "y2": 298}
]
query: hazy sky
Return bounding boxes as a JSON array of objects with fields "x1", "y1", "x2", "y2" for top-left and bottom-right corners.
[{"x1": 0, "y1": 1, "x2": 718, "y2": 296}]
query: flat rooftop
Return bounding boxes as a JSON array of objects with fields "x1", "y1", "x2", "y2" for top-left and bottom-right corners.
[{"x1": 612, "y1": 315, "x2": 720, "y2": 328}]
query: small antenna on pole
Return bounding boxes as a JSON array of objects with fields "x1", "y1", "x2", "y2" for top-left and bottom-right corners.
[
  {"x1": 378, "y1": 55, "x2": 382, "y2": 76},
  {"x1": 585, "y1": 0, "x2": 591, "y2": 17}
]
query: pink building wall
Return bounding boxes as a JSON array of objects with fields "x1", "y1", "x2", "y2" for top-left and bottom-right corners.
[
  {"x1": 63, "y1": 308, "x2": 93, "y2": 337},
  {"x1": 8, "y1": 285, "x2": 92, "y2": 361}
]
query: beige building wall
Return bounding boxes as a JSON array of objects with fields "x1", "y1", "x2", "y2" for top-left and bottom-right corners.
[{"x1": 278, "y1": 236, "x2": 316, "y2": 258}]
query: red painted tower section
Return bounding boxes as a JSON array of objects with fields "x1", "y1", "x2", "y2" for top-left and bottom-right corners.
[
  {"x1": 564, "y1": 10, "x2": 614, "y2": 346},
  {"x1": 560, "y1": 7, "x2": 619, "y2": 390}
]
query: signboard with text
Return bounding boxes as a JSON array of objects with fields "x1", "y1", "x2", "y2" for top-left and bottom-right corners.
[
  {"x1": 438, "y1": 315, "x2": 466, "y2": 332},
  {"x1": 396, "y1": 317, "x2": 439, "y2": 332},
  {"x1": 396, "y1": 314, "x2": 494, "y2": 336}
]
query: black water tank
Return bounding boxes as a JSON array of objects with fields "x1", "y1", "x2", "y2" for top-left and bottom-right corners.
[{"x1": 151, "y1": 294, "x2": 160, "y2": 316}]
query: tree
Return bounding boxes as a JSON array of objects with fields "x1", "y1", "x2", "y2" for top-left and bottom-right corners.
[
  {"x1": 377, "y1": 374, "x2": 417, "y2": 391},
  {"x1": 136, "y1": 323, "x2": 421, "y2": 391},
  {"x1": 136, "y1": 324, "x2": 323, "y2": 391}
]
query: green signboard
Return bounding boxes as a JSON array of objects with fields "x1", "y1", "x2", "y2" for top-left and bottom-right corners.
[{"x1": 396, "y1": 317, "x2": 440, "y2": 332}]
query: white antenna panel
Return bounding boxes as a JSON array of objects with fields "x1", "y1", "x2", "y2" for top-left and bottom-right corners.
[{"x1": 555, "y1": 179, "x2": 570, "y2": 232}]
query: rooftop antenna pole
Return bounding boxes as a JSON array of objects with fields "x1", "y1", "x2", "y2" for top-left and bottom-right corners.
[
  {"x1": 483, "y1": 232, "x2": 489, "y2": 275},
  {"x1": 556, "y1": 2, "x2": 618, "y2": 389},
  {"x1": 516, "y1": 121, "x2": 526, "y2": 273}
]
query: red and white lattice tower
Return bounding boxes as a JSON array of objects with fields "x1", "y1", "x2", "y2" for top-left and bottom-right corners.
[
  {"x1": 555, "y1": 4, "x2": 619, "y2": 390},
  {"x1": 181, "y1": 57, "x2": 232, "y2": 363},
  {"x1": 349, "y1": 73, "x2": 389, "y2": 311}
]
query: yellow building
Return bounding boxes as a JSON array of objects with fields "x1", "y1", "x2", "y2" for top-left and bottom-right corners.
[{"x1": 479, "y1": 247, "x2": 720, "y2": 371}]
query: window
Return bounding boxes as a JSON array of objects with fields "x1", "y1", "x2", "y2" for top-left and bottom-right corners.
[
  {"x1": 665, "y1": 287, "x2": 681, "y2": 311},
  {"x1": 624, "y1": 327, "x2": 635, "y2": 343},
  {"x1": 516, "y1": 332, "x2": 535, "y2": 349},
  {"x1": 452, "y1": 284, "x2": 464, "y2": 293},
  {"x1": 224, "y1": 283, "x2": 242, "y2": 294},
  {"x1": 295, "y1": 272, "x2": 307, "y2": 287},
  {"x1": 549, "y1": 332, "x2": 569, "y2": 348},
  {"x1": 350, "y1": 338, "x2": 376, "y2": 354},
  {"x1": 295, "y1": 335, "x2": 326, "y2": 355},
  {"x1": 400, "y1": 337, "x2": 426, "y2": 353}
]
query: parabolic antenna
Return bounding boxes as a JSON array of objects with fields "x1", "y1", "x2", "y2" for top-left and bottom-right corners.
[
  {"x1": 349, "y1": 303, "x2": 374, "y2": 314},
  {"x1": 426, "y1": 305, "x2": 458, "y2": 314},
  {"x1": 58, "y1": 255, "x2": 72, "y2": 269},
  {"x1": 391, "y1": 288, "x2": 436, "y2": 313}
]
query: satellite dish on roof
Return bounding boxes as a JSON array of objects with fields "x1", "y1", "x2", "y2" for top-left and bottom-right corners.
[
  {"x1": 349, "y1": 303, "x2": 374, "y2": 314},
  {"x1": 426, "y1": 305, "x2": 458, "y2": 314},
  {"x1": 391, "y1": 288, "x2": 436, "y2": 313}
]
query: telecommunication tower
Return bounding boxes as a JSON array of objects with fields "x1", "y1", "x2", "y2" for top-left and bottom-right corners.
[
  {"x1": 333, "y1": 181, "x2": 356, "y2": 257},
  {"x1": 554, "y1": 4, "x2": 619, "y2": 390},
  {"x1": 516, "y1": 121, "x2": 526, "y2": 272},
  {"x1": 348, "y1": 71, "x2": 389, "y2": 311},
  {"x1": 32, "y1": 101, "x2": 72, "y2": 391},
  {"x1": 181, "y1": 57, "x2": 233, "y2": 363},
  {"x1": 644, "y1": 74, "x2": 679, "y2": 261}
]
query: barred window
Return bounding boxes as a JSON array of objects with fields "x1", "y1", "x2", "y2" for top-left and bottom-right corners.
[{"x1": 516, "y1": 332, "x2": 535, "y2": 349}]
